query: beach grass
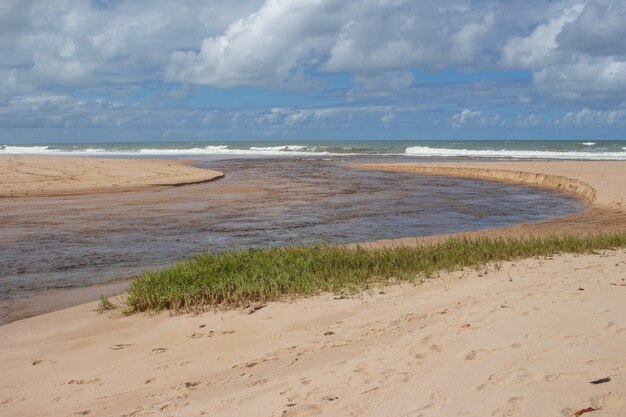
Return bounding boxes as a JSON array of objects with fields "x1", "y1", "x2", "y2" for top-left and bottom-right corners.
[
  {"x1": 125, "y1": 233, "x2": 626, "y2": 313},
  {"x1": 96, "y1": 295, "x2": 116, "y2": 313}
]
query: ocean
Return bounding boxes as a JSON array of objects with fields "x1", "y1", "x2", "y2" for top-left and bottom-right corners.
[{"x1": 2, "y1": 139, "x2": 626, "y2": 159}]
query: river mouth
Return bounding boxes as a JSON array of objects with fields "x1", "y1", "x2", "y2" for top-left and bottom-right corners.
[{"x1": 0, "y1": 156, "x2": 585, "y2": 324}]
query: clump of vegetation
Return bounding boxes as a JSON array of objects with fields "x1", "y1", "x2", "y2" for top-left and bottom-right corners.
[
  {"x1": 125, "y1": 233, "x2": 626, "y2": 313},
  {"x1": 97, "y1": 295, "x2": 116, "y2": 313}
]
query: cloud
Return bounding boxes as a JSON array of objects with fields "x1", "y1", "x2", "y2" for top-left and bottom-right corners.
[
  {"x1": 501, "y1": 4, "x2": 583, "y2": 68},
  {"x1": 166, "y1": 0, "x2": 342, "y2": 87},
  {"x1": 557, "y1": 2, "x2": 626, "y2": 57},
  {"x1": 166, "y1": 0, "x2": 501, "y2": 86},
  {"x1": 1, "y1": 0, "x2": 626, "y2": 140},
  {"x1": 451, "y1": 108, "x2": 503, "y2": 128},
  {"x1": 0, "y1": 0, "x2": 264, "y2": 87},
  {"x1": 561, "y1": 108, "x2": 626, "y2": 126},
  {"x1": 515, "y1": 113, "x2": 540, "y2": 127},
  {"x1": 452, "y1": 109, "x2": 482, "y2": 127},
  {"x1": 501, "y1": 1, "x2": 626, "y2": 102},
  {"x1": 534, "y1": 56, "x2": 626, "y2": 100}
]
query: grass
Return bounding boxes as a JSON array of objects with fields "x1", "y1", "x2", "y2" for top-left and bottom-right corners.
[
  {"x1": 96, "y1": 295, "x2": 116, "y2": 313},
  {"x1": 125, "y1": 232, "x2": 626, "y2": 313}
]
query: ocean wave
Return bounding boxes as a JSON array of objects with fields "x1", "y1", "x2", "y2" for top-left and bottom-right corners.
[
  {"x1": 581, "y1": 142, "x2": 596, "y2": 146},
  {"x1": 404, "y1": 146, "x2": 626, "y2": 160},
  {"x1": 0, "y1": 144, "x2": 333, "y2": 156},
  {"x1": 133, "y1": 145, "x2": 330, "y2": 156},
  {"x1": 0, "y1": 145, "x2": 52, "y2": 153}
]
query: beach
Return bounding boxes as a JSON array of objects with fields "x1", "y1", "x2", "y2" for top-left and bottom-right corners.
[
  {"x1": 1, "y1": 157, "x2": 625, "y2": 416},
  {"x1": 0, "y1": 155, "x2": 224, "y2": 198}
]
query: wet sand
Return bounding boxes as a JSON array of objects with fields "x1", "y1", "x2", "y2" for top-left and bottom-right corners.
[
  {"x1": 0, "y1": 159, "x2": 625, "y2": 416},
  {"x1": 0, "y1": 155, "x2": 224, "y2": 197}
]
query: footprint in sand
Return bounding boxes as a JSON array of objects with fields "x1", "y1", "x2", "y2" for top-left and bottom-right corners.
[
  {"x1": 429, "y1": 344, "x2": 444, "y2": 352},
  {"x1": 465, "y1": 350, "x2": 480, "y2": 360},
  {"x1": 182, "y1": 381, "x2": 200, "y2": 390},
  {"x1": 491, "y1": 396, "x2": 524, "y2": 417},
  {"x1": 249, "y1": 378, "x2": 268, "y2": 387},
  {"x1": 32, "y1": 358, "x2": 58, "y2": 366},
  {"x1": 188, "y1": 330, "x2": 235, "y2": 339},
  {"x1": 151, "y1": 348, "x2": 168, "y2": 354},
  {"x1": 0, "y1": 397, "x2": 25, "y2": 407},
  {"x1": 151, "y1": 361, "x2": 190, "y2": 371},
  {"x1": 476, "y1": 373, "x2": 516, "y2": 391},
  {"x1": 67, "y1": 378, "x2": 101, "y2": 385},
  {"x1": 108, "y1": 344, "x2": 132, "y2": 351},
  {"x1": 521, "y1": 353, "x2": 541, "y2": 361},
  {"x1": 281, "y1": 403, "x2": 324, "y2": 417}
]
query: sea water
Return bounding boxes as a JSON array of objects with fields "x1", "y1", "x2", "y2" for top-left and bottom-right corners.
[{"x1": 1, "y1": 139, "x2": 626, "y2": 159}]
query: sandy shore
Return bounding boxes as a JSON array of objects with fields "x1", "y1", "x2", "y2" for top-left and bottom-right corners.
[
  {"x1": 1, "y1": 160, "x2": 625, "y2": 416},
  {"x1": 0, "y1": 155, "x2": 224, "y2": 197}
]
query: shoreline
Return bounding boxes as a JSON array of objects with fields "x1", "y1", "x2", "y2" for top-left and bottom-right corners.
[
  {"x1": 349, "y1": 160, "x2": 626, "y2": 208},
  {"x1": 1, "y1": 158, "x2": 625, "y2": 416},
  {"x1": 0, "y1": 155, "x2": 224, "y2": 198},
  {"x1": 3, "y1": 158, "x2": 625, "y2": 322},
  {"x1": 349, "y1": 161, "x2": 626, "y2": 247}
]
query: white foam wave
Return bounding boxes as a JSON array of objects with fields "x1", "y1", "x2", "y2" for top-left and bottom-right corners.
[
  {"x1": 0, "y1": 145, "x2": 52, "y2": 154},
  {"x1": 581, "y1": 142, "x2": 596, "y2": 146},
  {"x1": 404, "y1": 146, "x2": 626, "y2": 160},
  {"x1": 132, "y1": 145, "x2": 329, "y2": 156},
  {"x1": 0, "y1": 144, "x2": 332, "y2": 156},
  {"x1": 248, "y1": 145, "x2": 309, "y2": 152}
]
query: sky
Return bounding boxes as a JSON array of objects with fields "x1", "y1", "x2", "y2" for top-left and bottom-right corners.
[{"x1": 1, "y1": 0, "x2": 625, "y2": 143}]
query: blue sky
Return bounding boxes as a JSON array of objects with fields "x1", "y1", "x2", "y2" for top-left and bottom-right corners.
[{"x1": 1, "y1": 0, "x2": 625, "y2": 143}]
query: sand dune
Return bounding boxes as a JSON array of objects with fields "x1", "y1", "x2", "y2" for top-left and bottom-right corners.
[{"x1": 0, "y1": 155, "x2": 224, "y2": 198}]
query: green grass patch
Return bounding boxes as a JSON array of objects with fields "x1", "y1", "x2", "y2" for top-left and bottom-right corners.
[{"x1": 125, "y1": 233, "x2": 626, "y2": 313}]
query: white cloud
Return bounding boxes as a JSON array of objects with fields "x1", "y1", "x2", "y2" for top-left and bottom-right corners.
[
  {"x1": 0, "y1": 0, "x2": 264, "y2": 87},
  {"x1": 1, "y1": 0, "x2": 626, "y2": 137},
  {"x1": 166, "y1": 0, "x2": 341, "y2": 87},
  {"x1": 501, "y1": 3, "x2": 583, "y2": 68},
  {"x1": 452, "y1": 109, "x2": 482, "y2": 127},
  {"x1": 515, "y1": 113, "x2": 540, "y2": 127},
  {"x1": 381, "y1": 111, "x2": 396, "y2": 125},
  {"x1": 562, "y1": 108, "x2": 626, "y2": 125},
  {"x1": 534, "y1": 56, "x2": 626, "y2": 100},
  {"x1": 450, "y1": 11, "x2": 495, "y2": 65}
]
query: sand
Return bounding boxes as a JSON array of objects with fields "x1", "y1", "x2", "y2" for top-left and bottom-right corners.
[
  {"x1": 1, "y1": 159, "x2": 625, "y2": 416},
  {"x1": 0, "y1": 155, "x2": 224, "y2": 198}
]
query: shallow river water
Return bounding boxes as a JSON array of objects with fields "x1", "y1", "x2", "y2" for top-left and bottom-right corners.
[{"x1": 0, "y1": 156, "x2": 585, "y2": 323}]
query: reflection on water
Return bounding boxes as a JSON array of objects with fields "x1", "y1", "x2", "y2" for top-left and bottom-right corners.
[{"x1": 0, "y1": 156, "x2": 585, "y2": 322}]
